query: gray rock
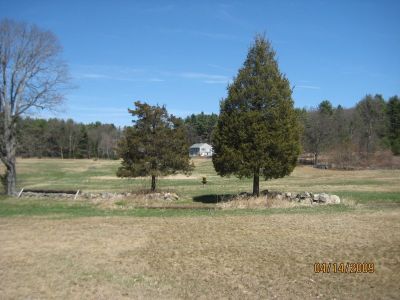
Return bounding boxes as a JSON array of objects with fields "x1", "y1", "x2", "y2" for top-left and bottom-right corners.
[
  {"x1": 327, "y1": 195, "x2": 341, "y2": 204},
  {"x1": 165, "y1": 192, "x2": 179, "y2": 201},
  {"x1": 239, "y1": 192, "x2": 251, "y2": 197},
  {"x1": 299, "y1": 192, "x2": 311, "y2": 199},
  {"x1": 163, "y1": 192, "x2": 176, "y2": 201},
  {"x1": 318, "y1": 193, "x2": 330, "y2": 203}
]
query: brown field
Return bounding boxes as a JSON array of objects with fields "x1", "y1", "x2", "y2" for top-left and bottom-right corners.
[
  {"x1": 1, "y1": 211, "x2": 399, "y2": 299},
  {"x1": 1, "y1": 158, "x2": 399, "y2": 299}
]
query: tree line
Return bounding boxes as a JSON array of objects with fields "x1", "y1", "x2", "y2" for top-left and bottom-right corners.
[
  {"x1": 16, "y1": 118, "x2": 121, "y2": 159},
  {"x1": 12, "y1": 113, "x2": 218, "y2": 159},
  {"x1": 299, "y1": 94, "x2": 400, "y2": 167},
  {"x1": 11, "y1": 93, "x2": 400, "y2": 165}
]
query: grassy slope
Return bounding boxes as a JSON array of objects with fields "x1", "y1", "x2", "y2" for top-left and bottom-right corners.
[
  {"x1": 12, "y1": 157, "x2": 400, "y2": 200},
  {"x1": 0, "y1": 157, "x2": 399, "y2": 217}
]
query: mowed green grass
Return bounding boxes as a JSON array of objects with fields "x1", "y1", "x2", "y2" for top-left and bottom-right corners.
[{"x1": 9, "y1": 157, "x2": 400, "y2": 203}]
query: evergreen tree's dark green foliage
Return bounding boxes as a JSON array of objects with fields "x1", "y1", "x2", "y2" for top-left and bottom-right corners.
[
  {"x1": 212, "y1": 35, "x2": 301, "y2": 196},
  {"x1": 184, "y1": 112, "x2": 218, "y2": 144},
  {"x1": 117, "y1": 101, "x2": 193, "y2": 191},
  {"x1": 387, "y1": 96, "x2": 400, "y2": 155},
  {"x1": 76, "y1": 126, "x2": 89, "y2": 158},
  {"x1": 318, "y1": 100, "x2": 334, "y2": 116}
]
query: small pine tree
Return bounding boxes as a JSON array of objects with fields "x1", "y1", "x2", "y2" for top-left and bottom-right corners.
[
  {"x1": 77, "y1": 126, "x2": 89, "y2": 158},
  {"x1": 212, "y1": 35, "x2": 301, "y2": 196},
  {"x1": 117, "y1": 101, "x2": 193, "y2": 191}
]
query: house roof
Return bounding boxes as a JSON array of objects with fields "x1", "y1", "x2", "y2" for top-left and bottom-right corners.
[{"x1": 190, "y1": 143, "x2": 212, "y2": 149}]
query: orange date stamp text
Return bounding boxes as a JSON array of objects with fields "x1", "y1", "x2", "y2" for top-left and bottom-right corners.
[{"x1": 314, "y1": 262, "x2": 375, "y2": 273}]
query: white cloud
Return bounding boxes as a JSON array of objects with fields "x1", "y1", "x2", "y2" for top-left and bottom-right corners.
[
  {"x1": 296, "y1": 85, "x2": 321, "y2": 90},
  {"x1": 207, "y1": 63, "x2": 234, "y2": 72},
  {"x1": 79, "y1": 73, "x2": 110, "y2": 79},
  {"x1": 159, "y1": 28, "x2": 240, "y2": 41},
  {"x1": 73, "y1": 64, "x2": 230, "y2": 84},
  {"x1": 68, "y1": 105, "x2": 127, "y2": 113},
  {"x1": 148, "y1": 78, "x2": 165, "y2": 82},
  {"x1": 72, "y1": 65, "x2": 166, "y2": 83},
  {"x1": 179, "y1": 72, "x2": 229, "y2": 83},
  {"x1": 203, "y1": 80, "x2": 228, "y2": 84}
]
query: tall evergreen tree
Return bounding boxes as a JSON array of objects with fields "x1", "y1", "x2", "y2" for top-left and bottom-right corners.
[
  {"x1": 117, "y1": 101, "x2": 193, "y2": 191},
  {"x1": 212, "y1": 35, "x2": 301, "y2": 196}
]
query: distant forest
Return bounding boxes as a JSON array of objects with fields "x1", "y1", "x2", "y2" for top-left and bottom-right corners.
[
  {"x1": 17, "y1": 118, "x2": 121, "y2": 159},
  {"x1": 13, "y1": 94, "x2": 400, "y2": 167}
]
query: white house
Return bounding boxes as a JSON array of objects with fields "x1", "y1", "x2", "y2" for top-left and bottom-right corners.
[{"x1": 189, "y1": 143, "x2": 213, "y2": 157}]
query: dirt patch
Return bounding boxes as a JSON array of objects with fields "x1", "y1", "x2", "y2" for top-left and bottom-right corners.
[
  {"x1": 91, "y1": 192, "x2": 181, "y2": 209},
  {"x1": 0, "y1": 211, "x2": 399, "y2": 299}
]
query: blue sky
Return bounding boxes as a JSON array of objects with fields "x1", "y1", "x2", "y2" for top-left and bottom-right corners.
[{"x1": 1, "y1": 0, "x2": 399, "y2": 126}]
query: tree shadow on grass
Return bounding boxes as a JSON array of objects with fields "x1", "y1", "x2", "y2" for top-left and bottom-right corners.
[{"x1": 193, "y1": 194, "x2": 237, "y2": 204}]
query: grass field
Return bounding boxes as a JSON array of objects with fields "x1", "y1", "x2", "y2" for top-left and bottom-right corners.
[
  {"x1": 5, "y1": 157, "x2": 400, "y2": 204},
  {"x1": 0, "y1": 158, "x2": 399, "y2": 299}
]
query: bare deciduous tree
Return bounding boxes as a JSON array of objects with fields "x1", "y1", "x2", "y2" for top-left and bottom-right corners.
[
  {"x1": 0, "y1": 19, "x2": 69, "y2": 195},
  {"x1": 303, "y1": 101, "x2": 334, "y2": 165}
]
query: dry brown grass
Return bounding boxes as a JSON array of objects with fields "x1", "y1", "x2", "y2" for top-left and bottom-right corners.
[
  {"x1": 217, "y1": 195, "x2": 358, "y2": 210},
  {"x1": 1, "y1": 211, "x2": 399, "y2": 299},
  {"x1": 93, "y1": 195, "x2": 201, "y2": 210},
  {"x1": 217, "y1": 196, "x2": 300, "y2": 209}
]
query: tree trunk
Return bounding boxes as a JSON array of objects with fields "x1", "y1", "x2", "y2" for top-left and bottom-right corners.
[
  {"x1": 4, "y1": 157, "x2": 16, "y2": 195},
  {"x1": 69, "y1": 134, "x2": 72, "y2": 158},
  {"x1": 252, "y1": 172, "x2": 260, "y2": 197},
  {"x1": 151, "y1": 175, "x2": 156, "y2": 192},
  {"x1": 366, "y1": 121, "x2": 372, "y2": 161},
  {"x1": 1, "y1": 118, "x2": 17, "y2": 195}
]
